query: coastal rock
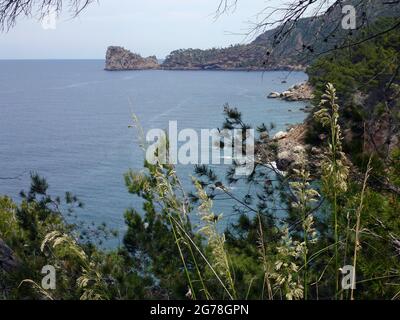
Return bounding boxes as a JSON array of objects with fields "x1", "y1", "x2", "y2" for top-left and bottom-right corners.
[
  {"x1": 275, "y1": 124, "x2": 308, "y2": 171},
  {"x1": 276, "y1": 151, "x2": 295, "y2": 171},
  {"x1": 268, "y1": 82, "x2": 314, "y2": 101},
  {"x1": 105, "y1": 46, "x2": 159, "y2": 71},
  {"x1": 273, "y1": 131, "x2": 288, "y2": 140},
  {"x1": 268, "y1": 92, "x2": 280, "y2": 98}
]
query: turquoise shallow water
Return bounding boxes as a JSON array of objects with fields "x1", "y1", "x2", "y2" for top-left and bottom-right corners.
[{"x1": 0, "y1": 60, "x2": 307, "y2": 242}]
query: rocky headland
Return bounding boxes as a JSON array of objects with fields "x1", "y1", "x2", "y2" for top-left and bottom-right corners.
[
  {"x1": 105, "y1": 46, "x2": 159, "y2": 71},
  {"x1": 267, "y1": 82, "x2": 314, "y2": 101}
]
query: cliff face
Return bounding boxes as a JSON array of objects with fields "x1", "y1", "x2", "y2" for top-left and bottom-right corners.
[
  {"x1": 162, "y1": 45, "x2": 270, "y2": 71},
  {"x1": 105, "y1": 46, "x2": 159, "y2": 70},
  {"x1": 161, "y1": 44, "x2": 304, "y2": 71},
  {"x1": 163, "y1": 0, "x2": 400, "y2": 70},
  {"x1": 105, "y1": 0, "x2": 400, "y2": 71}
]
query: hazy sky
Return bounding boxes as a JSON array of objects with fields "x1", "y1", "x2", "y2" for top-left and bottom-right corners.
[{"x1": 0, "y1": 0, "x2": 281, "y2": 59}]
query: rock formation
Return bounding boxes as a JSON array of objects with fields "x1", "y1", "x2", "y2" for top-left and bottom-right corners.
[
  {"x1": 273, "y1": 125, "x2": 307, "y2": 171},
  {"x1": 271, "y1": 124, "x2": 326, "y2": 172},
  {"x1": 268, "y1": 82, "x2": 314, "y2": 101},
  {"x1": 105, "y1": 46, "x2": 159, "y2": 71}
]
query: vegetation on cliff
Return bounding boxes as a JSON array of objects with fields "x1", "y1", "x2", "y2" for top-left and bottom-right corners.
[
  {"x1": 307, "y1": 18, "x2": 400, "y2": 179},
  {"x1": 151, "y1": 0, "x2": 400, "y2": 71},
  {"x1": 161, "y1": 44, "x2": 300, "y2": 71}
]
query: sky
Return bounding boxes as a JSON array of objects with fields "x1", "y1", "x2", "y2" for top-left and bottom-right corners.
[{"x1": 0, "y1": 0, "x2": 281, "y2": 59}]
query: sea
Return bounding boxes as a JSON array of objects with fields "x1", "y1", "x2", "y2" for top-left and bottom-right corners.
[{"x1": 0, "y1": 60, "x2": 308, "y2": 245}]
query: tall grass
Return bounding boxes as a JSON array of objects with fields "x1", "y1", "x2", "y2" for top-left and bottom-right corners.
[
  {"x1": 351, "y1": 158, "x2": 372, "y2": 300},
  {"x1": 290, "y1": 165, "x2": 319, "y2": 299},
  {"x1": 314, "y1": 83, "x2": 349, "y2": 298}
]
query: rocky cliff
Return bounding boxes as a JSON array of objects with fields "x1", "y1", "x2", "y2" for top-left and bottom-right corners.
[
  {"x1": 105, "y1": 46, "x2": 159, "y2": 71},
  {"x1": 161, "y1": 44, "x2": 304, "y2": 71},
  {"x1": 105, "y1": 0, "x2": 400, "y2": 71},
  {"x1": 162, "y1": 0, "x2": 400, "y2": 70}
]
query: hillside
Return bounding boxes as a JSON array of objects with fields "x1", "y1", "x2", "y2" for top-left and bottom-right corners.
[
  {"x1": 306, "y1": 17, "x2": 400, "y2": 169},
  {"x1": 161, "y1": 0, "x2": 400, "y2": 70}
]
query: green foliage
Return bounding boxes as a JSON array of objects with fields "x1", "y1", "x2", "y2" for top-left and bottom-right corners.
[
  {"x1": 308, "y1": 18, "x2": 400, "y2": 103},
  {"x1": 306, "y1": 18, "x2": 400, "y2": 166},
  {"x1": 0, "y1": 175, "x2": 149, "y2": 300}
]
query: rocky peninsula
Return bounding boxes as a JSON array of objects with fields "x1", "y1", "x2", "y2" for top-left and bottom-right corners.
[
  {"x1": 267, "y1": 82, "x2": 314, "y2": 101},
  {"x1": 105, "y1": 46, "x2": 159, "y2": 71}
]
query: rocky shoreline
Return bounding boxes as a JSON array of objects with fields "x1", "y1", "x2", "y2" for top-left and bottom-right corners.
[
  {"x1": 264, "y1": 81, "x2": 319, "y2": 172},
  {"x1": 270, "y1": 124, "x2": 324, "y2": 174},
  {"x1": 267, "y1": 82, "x2": 314, "y2": 101},
  {"x1": 272, "y1": 125, "x2": 308, "y2": 172}
]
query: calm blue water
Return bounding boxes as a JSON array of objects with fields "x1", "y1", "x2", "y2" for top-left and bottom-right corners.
[{"x1": 0, "y1": 60, "x2": 307, "y2": 241}]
